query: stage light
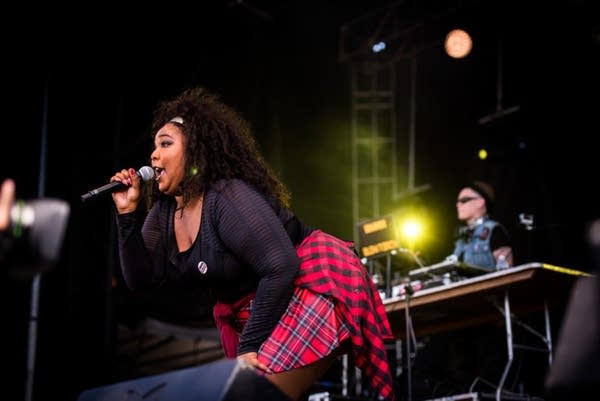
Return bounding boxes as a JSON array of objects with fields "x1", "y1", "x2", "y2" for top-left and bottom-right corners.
[
  {"x1": 478, "y1": 148, "x2": 488, "y2": 160},
  {"x1": 401, "y1": 220, "x2": 421, "y2": 241},
  {"x1": 372, "y1": 41, "x2": 386, "y2": 53},
  {"x1": 399, "y1": 217, "x2": 426, "y2": 251},
  {"x1": 444, "y1": 28, "x2": 472, "y2": 59}
]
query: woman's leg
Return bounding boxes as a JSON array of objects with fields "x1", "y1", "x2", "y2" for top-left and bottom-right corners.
[{"x1": 265, "y1": 349, "x2": 344, "y2": 401}]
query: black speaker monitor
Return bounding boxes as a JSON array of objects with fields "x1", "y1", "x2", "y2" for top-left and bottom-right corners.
[{"x1": 77, "y1": 358, "x2": 290, "y2": 401}]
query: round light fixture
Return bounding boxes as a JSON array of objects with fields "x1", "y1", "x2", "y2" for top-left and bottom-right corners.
[{"x1": 444, "y1": 28, "x2": 473, "y2": 59}]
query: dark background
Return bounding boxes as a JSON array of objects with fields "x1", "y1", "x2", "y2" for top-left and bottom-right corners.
[{"x1": 2, "y1": 1, "x2": 599, "y2": 400}]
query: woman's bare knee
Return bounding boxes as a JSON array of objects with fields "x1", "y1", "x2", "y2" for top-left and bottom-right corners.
[{"x1": 266, "y1": 352, "x2": 341, "y2": 401}]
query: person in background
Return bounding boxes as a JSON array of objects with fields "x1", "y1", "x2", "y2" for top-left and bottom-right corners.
[
  {"x1": 0, "y1": 178, "x2": 16, "y2": 263},
  {"x1": 451, "y1": 180, "x2": 513, "y2": 270},
  {"x1": 0, "y1": 178, "x2": 15, "y2": 231},
  {"x1": 109, "y1": 87, "x2": 395, "y2": 401}
]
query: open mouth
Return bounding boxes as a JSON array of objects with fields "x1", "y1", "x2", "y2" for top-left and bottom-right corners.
[{"x1": 153, "y1": 167, "x2": 165, "y2": 180}]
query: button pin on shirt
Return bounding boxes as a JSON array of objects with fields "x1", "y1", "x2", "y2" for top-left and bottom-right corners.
[{"x1": 197, "y1": 261, "x2": 208, "y2": 274}]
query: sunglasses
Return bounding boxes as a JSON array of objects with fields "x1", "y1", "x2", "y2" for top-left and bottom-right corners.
[{"x1": 456, "y1": 196, "x2": 481, "y2": 204}]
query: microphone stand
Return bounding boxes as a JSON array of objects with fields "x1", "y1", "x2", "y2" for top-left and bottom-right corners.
[
  {"x1": 398, "y1": 247, "x2": 425, "y2": 268},
  {"x1": 403, "y1": 282, "x2": 417, "y2": 401},
  {"x1": 25, "y1": 80, "x2": 49, "y2": 401}
]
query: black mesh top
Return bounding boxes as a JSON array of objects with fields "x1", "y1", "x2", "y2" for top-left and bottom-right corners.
[{"x1": 116, "y1": 179, "x2": 314, "y2": 354}]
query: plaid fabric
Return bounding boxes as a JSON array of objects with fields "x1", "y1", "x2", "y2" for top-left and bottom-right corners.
[
  {"x1": 220, "y1": 229, "x2": 395, "y2": 401},
  {"x1": 291, "y1": 230, "x2": 395, "y2": 401},
  {"x1": 259, "y1": 287, "x2": 350, "y2": 370},
  {"x1": 213, "y1": 291, "x2": 256, "y2": 358}
]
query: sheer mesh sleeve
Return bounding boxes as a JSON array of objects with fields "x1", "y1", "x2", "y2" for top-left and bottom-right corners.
[
  {"x1": 116, "y1": 205, "x2": 168, "y2": 290},
  {"x1": 209, "y1": 180, "x2": 300, "y2": 354}
]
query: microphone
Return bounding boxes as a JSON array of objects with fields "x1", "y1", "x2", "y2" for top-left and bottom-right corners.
[{"x1": 80, "y1": 166, "x2": 154, "y2": 202}]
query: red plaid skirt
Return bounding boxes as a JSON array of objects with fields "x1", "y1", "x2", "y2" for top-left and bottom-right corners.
[
  {"x1": 258, "y1": 286, "x2": 350, "y2": 369},
  {"x1": 213, "y1": 229, "x2": 395, "y2": 401}
]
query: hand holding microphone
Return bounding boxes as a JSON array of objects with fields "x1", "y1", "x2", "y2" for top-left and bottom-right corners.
[
  {"x1": 80, "y1": 166, "x2": 154, "y2": 203},
  {"x1": 110, "y1": 167, "x2": 154, "y2": 213}
]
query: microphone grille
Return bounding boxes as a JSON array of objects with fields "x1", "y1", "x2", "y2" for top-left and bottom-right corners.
[{"x1": 138, "y1": 166, "x2": 155, "y2": 182}]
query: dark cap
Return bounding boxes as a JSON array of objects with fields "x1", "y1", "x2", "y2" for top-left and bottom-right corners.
[{"x1": 468, "y1": 180, "x2": 495, "y2": 213}]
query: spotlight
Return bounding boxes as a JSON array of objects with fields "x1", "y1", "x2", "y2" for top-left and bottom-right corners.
[
  {"x1": 401, "y1": 220, "x2": 421, "y2": 241},
  {"x1": 372, "y1": 41, "x2": 386, "y2": 53},
  {"x1": 444, "y1": 28, "x2": 472, "y2": 59}
]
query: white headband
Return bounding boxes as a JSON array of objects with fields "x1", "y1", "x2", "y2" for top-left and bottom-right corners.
[{"x1": 169, "y1": 116, "x2": 184, "y2": 125}]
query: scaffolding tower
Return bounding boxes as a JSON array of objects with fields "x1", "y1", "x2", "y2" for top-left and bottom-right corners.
[{"x1": 339, "y1": 2, "x2": 436, "y2": 245}]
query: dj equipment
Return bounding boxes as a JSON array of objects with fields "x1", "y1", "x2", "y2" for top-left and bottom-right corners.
[{"x1": 408, "y1": 258, "x2": 490, "y2": 282}]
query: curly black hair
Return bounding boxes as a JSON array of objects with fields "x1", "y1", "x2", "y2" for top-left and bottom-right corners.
[{"x1": 147, "y1": 87, "x2": 290, "y2": 209}]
